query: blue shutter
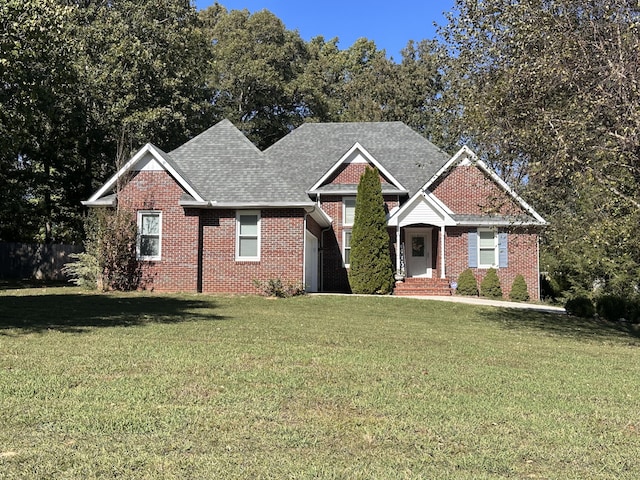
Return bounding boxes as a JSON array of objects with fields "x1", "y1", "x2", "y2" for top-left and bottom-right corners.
[
  {"x1": 498, "y1": 232, "x2": 508, "y2": 268},
  {"x1": 468, "y1": 230, "x2": 478, "y2": 268}
]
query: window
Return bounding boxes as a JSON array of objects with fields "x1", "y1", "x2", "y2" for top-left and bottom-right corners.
[
  {"x1": 138, "y1": 211, "x2": 161, "y2": 260},
  {"x1": 343, "y1": 197, "x2": 356, "y2": 226},
  {"x1": 478, "y1": 229, "x2": 497, "y2": 268},
  {"x1": 236, "y1": 211, "x2": 260, "y2": 261},
  {"x1": 343, "y1": 230, "x2": 352, "y2": 266}
]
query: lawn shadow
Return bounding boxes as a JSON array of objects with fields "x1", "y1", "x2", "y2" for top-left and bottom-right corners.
[
  {"x1": 0, "y1": 291, "x2": 225, "y2": 335},
  {"x1": 479, "y1": 306, "x2": 640, "y2": 343},
  {"x1": 0, "y1": 279, "x2": 72, "y2": 291}
]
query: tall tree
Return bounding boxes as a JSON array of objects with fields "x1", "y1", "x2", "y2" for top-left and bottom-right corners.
[
  {"x1": 0, "y1": 0, "x2": 216, "y2": 243},
  {"x1": 439, "y1": 0, "x2": 640, "y2": 296},
  {"x1": 349, "y1": 167, "x2": 394, "y2": 295},
  {"x1": 200, "y1": 6, "x2": 308, "y2": 148},
  {"x1": 0, "y1": 0, "x2": 78, "y2": 242}
]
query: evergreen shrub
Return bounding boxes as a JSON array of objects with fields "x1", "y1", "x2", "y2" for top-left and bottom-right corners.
[
  {"x1": 509, "y1": 274, "x2": 529, "y2": 302},
  {"x1": 480, "y1": 268, "x2": 502, "y2": 298},
  {"x1": 564, "y1": 296, "x2": 595, "y2": 318},
  {"x1": 595, "y1": 295, "x2": 627, "y2": 322},
  {"x1": 348, "y1": 167, "x2": 394, "y2": 294},
  {"x1": 456, "y1": 269, "x2": 478, "y2": 296}
]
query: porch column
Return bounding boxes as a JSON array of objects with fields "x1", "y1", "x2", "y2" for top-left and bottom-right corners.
[
  {"x1": 396, "y1": 227, "x2": 401, "y2": 272},
  {"x1": 440, "y1": 225, "x2": 446, "y2": 279}
]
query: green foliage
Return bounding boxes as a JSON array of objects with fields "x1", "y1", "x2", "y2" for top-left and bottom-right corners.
[
  {"x1": 64, "y1": 209, "x2": 140, "y2": 291},
  {"x1": 440, "y1": 0, "x2": 640, "y2": 302},
  {"x1": 565, "y1": 296, "x2": 596, "y2": 318},
  {"x1": 595, "y1": 294, "x2": 639, "y2": 323},
  {"x1": 63, "y1": 252, "x2": 100, "y2": 290},
  {"x1": 509, "y1": 274, "x2": 530, "y2": 302},
  {"x1": 456, "y1": 268, "x2": 478, "y2": 296},
  {"x1": 1, "y1": 0, "x2": 216, "y2": 243},
  {"x1": 348, "y1": 167, "x2": 394, "y2": 294},
  {"x1": 252, "y1": 278, "x2": 305, "y2": 298},
  {"x1": 201, "y1": 7, "x2": 307, "y2": 148},
  {"x1": 480, "y1": 268, "x2": 502, "y2": 299}
]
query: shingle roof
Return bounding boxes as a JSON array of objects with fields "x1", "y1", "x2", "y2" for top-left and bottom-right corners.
[
  {"x1": 169, "y1": 119, "x2": 269, "y2": 203},
  {"x1": 263, "y1": 121, "x2": 451, "y2": 201},
  {"x1": 162, "y1": 119, "x2": 450, "y2": 205}
]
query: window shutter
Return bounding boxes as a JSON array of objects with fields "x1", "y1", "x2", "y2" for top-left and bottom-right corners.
[
  {"x1": 468, "y1": 230, "x2": 478, "y2": 268},
  {"x1": 498, "y1": 232, "x2": 508, "y2": 268}
]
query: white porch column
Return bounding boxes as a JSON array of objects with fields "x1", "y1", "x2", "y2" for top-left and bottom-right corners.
[
  {"x1": 440, "y1": 225, "x2": 446, "y2": 279},
  {"x1": 396, "y1": 227, "x2": 401, "y2": 271}
]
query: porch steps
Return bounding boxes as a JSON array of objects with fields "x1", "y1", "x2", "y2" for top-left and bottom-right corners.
[{"x1": 393, "y1": 277, "x2": 452, "y2": 296}]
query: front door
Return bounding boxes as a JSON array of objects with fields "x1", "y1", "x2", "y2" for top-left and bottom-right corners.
[{"x1": 406, "y1": 229, "x2": 432, "y2": 278}]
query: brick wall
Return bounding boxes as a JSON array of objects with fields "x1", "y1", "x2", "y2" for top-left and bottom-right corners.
[
  {"x1": 445, "y1": 227, "x2": 540, "y2": 300},
  {"x1": 119, "y1": 171, "x2": 308, "y2": 294},
  {"x1": 329, "y1": 163, "x2": 391, "y2": 185},
  {"x1": 432, "y1": 165, "x2": 523, "y2": 215},
  {"x1": 200, "y1": 208, "x2": 306, "y2": 294},
  {"x1": 119, "y1": 170, "x2": 199, "y2": 292}
]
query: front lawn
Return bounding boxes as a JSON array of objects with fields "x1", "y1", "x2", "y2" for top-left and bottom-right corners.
[{"x1": 1, "y1": 288, "x2": 638, "y2": 479}]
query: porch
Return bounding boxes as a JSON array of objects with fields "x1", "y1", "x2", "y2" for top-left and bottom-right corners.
[
  {"x1": 388, "y1": 190, "x2": 457, "y2": 296},
  {"x1": 392, "y1": 225, "x2": 452, "y2": 296}
]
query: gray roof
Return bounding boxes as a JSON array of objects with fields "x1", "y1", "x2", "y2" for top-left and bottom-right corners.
[
  {"x1": 159, "y1": 119, "x2": 450, "y2": 205},
  {"x1": 263, "y1": 121, "x2": 451, "y2": 201},
  {"x1": 169, "y1": 119, "x2": 269, "y2": 203}
]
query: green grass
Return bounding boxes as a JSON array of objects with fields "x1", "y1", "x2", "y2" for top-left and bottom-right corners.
[{"x1": 1, "y1": 287, "x2": 639, "y2": 479}]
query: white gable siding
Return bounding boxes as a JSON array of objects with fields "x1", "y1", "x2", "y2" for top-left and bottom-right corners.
[
  {"x1": 398, "y1": 196, "x2": 445, "y2": 227},
  {"x1": 134, "y1": 152, "x2": 164, "y2": 171}
]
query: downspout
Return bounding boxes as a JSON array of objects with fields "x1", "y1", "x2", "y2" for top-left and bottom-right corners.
[
  {"x1": 537, "y1": 233, "x2": 541, "y2": 300},
  {"x1": 303, "y1": 211, "x2": 308, "y2": 291},
  {"x1": 440, "y1": 225, "x2": 446, "y2": 279},
  {"x1": 396, "y1": 227, "x2": 401, "y2": 272}
]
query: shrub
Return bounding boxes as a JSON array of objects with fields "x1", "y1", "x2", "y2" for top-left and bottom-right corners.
[
  {"x1": 64, "y1": 209, "x2": 140, "y2": 291},
  {"x1": 509, "y1": 274, "x2": 530, "y2": 302},
  {"x1": 565, "y1": 296, "x2": 595, "y2": 318},
  {"x1": 625, "y1": 297, "x2": 640, "y2": 324},
  {"x1": 595, "y1": 295, "x2": 627, "y2": 322},
  {"x1": 540, "y1": 274, "x2": 561, "y2": 300},
  {"x1": 253, "y1": 278, "x2": 305, "y2": 298},
  {"x1": 456, "y1": 269, "x2": 478, "y2": 296},
  {"x1": 480, "y1": 268, "x2": 502, "y2": 299},
  {"x1": 348, "y1": 167, "x2": 394, "y2": 295}
]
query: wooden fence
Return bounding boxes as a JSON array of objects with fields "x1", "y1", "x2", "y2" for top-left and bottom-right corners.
[{"x1": 0, "y1": 242, "x2": 83, "y2": 281}]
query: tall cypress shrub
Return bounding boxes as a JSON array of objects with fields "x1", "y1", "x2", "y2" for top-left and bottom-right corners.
[{"x1": 349, "y1": 167, "x2": 394, "y2": 294}]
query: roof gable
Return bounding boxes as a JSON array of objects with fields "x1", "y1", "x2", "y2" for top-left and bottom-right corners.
[
  {"x1": 308, "y1": 142, "x2": 406, "y2": 193},
  {"x1": 424, "y1": 146, "x2": 546, "y2": 225},
  {"x1": 388, "y1": 191, "x2": 456, "y2": 227},
  {"x1": 83, "y1": 143, "x2": 204, "y2": 206},
  {"x1": 264, "y1": 122, "x2": 450, "y2": 199}
]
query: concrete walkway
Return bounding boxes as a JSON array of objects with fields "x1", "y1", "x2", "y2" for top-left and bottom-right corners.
[
  {"x1": 403, "y1": 294, "x2": 566, "y2": 314},
  {"x1": 313, "y1": 292, "x2": 566, "y2": 314}
]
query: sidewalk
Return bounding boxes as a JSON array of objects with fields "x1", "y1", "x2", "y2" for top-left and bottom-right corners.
[
  {"x1": 398, "y1": 294, "x2": 566, "y2": 314},
  {"x1": 313, "y1": 292, "x2": 566, "y2": 314}
]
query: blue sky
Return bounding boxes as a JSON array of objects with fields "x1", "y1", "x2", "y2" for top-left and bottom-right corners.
[{"x1": 193, "y1": 1, "x2": 455, "y2": 61}]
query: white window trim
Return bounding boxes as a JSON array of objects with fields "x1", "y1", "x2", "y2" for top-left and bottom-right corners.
[
  {"x1": 236, "y1": 210, "x2": 261, "y2": 261},
  {"x1": 343, "y1": 196, "x2": 356, "y2": 226},
  {"x1": 343, "y1": 229, "x2": 352, "y2": 267},
  {"x1": 478, "y1": 228, "x2": 498, "y2": 269},
  {"x1": 137, "y1": 211, "x2": 162, "y2": 261}
]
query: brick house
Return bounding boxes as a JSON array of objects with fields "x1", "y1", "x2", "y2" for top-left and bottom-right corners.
[{"x1": 84, "y1": 119, "x2": 546, "y2": 299}]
